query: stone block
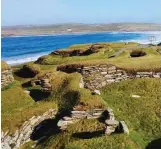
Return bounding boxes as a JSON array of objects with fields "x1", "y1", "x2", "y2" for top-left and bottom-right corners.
[
  {"x1": 106, "y1": 79, "x2": 115, "y2": 83},
  {"x1": 153, "y1": 75, "x2": 160, "y2": 78},
  {"x1": 101, "y1": 72, "x2": 107, "y2": 75},
  {"x1": 108, "y1": 70, "x2": 117, "y2": 74},
  {"x1": 119, "y1": 121, "x2": 129, "y2": 134},
  {"x1": 105, "y1": 120, "x2": 119, "y2": 126},
  {"x1": 108, "y1": 66, "x2": 116, "y2": 71}
]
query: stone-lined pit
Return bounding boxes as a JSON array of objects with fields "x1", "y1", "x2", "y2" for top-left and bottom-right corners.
[{"x1": 130, "y1": 50, "x2": 146, "y2": 57}]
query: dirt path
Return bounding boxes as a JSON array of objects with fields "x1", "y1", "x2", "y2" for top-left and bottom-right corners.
[{"x1": 109, "y1": 44, "x2": 150, "y2": 58}]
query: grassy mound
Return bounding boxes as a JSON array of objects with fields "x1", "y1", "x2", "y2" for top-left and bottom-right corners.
[
  {"x1": 35, "y1": 42, "x2": 140, "y2": 66},
  {"x1": 35, "y1": 43, "x2": 161, "y2": 72},
  {"x1": 14, "y1": 64, "x2": 40, "y2": 78},
  {"x1": 37, "y1": 71, "x2": 104, "y2": 110},
  {"x1": 2, "y1": 82, "x2": 57, "y2": 133},
  {"x1": 108, "y1": 47, "x2": 161, "y2": 72},
  {"x1": 101, "y1": 78, "x2": 161, "y2": 147}
]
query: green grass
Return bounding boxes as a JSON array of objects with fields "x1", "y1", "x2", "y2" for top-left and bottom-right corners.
[
  {"x1": 21, "y1": 78, "x2": 161, "y2": 149},
  {"x1": 4, "y1": 42, "x2": 161, "y2": 148},
  {"x1": 1, "y1": 82, "x2": 57, "y2": 133},
  {"x1": 33, "y1": 119, "x2": 141, "y2": 149},
  {"x1": 37, "y1": 71, "x2": 105, "y2": 110},
  {"x1": 35, "y1": 43, "x2": 161, "y2": 72},
  {"x1": 101, "y1": 78, "x2": 161, "y2": 147}
]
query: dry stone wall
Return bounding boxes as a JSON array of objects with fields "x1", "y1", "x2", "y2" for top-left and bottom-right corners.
[
  {"x1": 76, "y1": 64, "x2": 161, "y2": 90},
  {"x1": 57, "y1": 108, "x2": 129, "y2": 135},
  {"x1": 57, "y1": 108, "x2": 105, "y2": 130},
  {"x1": 1, "y1": 109, "x2": 56, "y2": 149},
  {"x1": 1, "y1": 69, "x2": 14, "y2": 88}
]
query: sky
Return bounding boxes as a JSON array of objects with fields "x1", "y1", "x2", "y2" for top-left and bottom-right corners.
[{"x1": 2, "y1": 0, "x2": 161, "y2": 26}]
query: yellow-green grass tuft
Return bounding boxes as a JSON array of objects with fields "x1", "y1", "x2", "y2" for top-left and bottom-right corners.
[{"x1": 1, "y1": 61, "x2": 10, "y2": 71}]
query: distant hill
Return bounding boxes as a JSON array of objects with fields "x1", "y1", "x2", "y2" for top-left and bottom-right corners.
[{"x1": 2, "y1": 23, "x2": 161, "y2": 37}]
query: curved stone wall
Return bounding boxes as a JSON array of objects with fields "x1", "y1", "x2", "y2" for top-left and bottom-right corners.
[{"x1": 1, "y1": 109, "x2": 57, "y2": 149}]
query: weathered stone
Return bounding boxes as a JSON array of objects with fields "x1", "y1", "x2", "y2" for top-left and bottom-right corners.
[
  {"x1": 115, "y1": 77, "x2": 123, "y2": 81},
  {"x1": 92, "y1": 112, "x2": 102, "y2": 117},
  {"x1": 108, "y1": 70, "x2": 117, "y2": 74},
  {"x1": 71, "y1": 114, "x2": 87, "y2": 119},
  {"x1": 137, "y1": 72, "x2": 152, "y2": 75},
  {"x1": 108, "y1": 66, "x2": 116, "y2": 71},
  {"x1": 119, "y1": 121, "x2": 129, "y2": 134},
  {"x1": 101, "y1": 72, "x2": 107, "y2": 75},
  {"x1": 106, "y1": 79, "x2": 115, "y2": 83},
  {"x1": 105, "y1": 120, "x2": 119, "y2": 126},
  {"x1": 1, "y1": 68, "x2": 14, "y2": 88},
  {"x1": 105, "y1": 74, "x2": 114, "y2": 79},
  {"x1": 2, "y1": 108, "x2": 57, "y2": 149},
  {"x1": 115, "y1": 73, "x2": 122, "y2": 76},
  {"x1": 101, "y1": 81, "x2": 107, "y2": 86},
  {"x1": 93, "y1": 90, "x2": 101, "y2": 95},
  {"x1": 105, "y1": 126, "x2": 116, "y2": 135},
  {"x1": 136, "y1": 75, "x2": 141, "y2": 78},
  {"x1": 153, "y1": 75, "x2": 160, "y2": 78},
  {"x1": 79, "y1": 77, "x2": 84, "y2": 88},
  {"x1": 57, "y1": 120, "x2": 74, "y2": 128},
  {"x1": 71, "y1": 111, "x2": 86, "y2": 114},
  {"x1": 24, "y1": 90, "x2": 30, "y2": 95},
  {"x1": 63, "y1": 116, "x2": 74, "y2": 121},
  {"x1": 131, "y1": 95, "x2": 141, "y2": 98}
]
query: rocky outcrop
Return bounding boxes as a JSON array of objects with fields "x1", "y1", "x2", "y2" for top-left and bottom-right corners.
[
  {"x1": 1, "y1": 68, "x2": 14, "y2": 89},
  {"x1": 1, "y1": 109, "x2": 56, "y2": 149}
]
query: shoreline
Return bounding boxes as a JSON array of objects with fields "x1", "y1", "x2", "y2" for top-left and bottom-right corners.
[
  {"x1": 2, "y1": 31, "x2": 161, "y2": 66},
  {"x1": 2, "y1": 30, "x2": 161, "y2": 38}
]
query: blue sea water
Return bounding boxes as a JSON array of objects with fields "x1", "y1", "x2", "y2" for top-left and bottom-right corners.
[{"x1": 1, "y1": 32, "x2": 161, "y2": 65}]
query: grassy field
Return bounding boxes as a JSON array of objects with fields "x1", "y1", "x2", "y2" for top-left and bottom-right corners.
[
  {"x1": 21, "y1": 79, "x2": 161, "y2": 149},
  {"x1": 2, "y1": 42, "x2": 161, "y2": 148},
  {"x1": 35, "y1": 43, "x2": 161, "y2": 71}
]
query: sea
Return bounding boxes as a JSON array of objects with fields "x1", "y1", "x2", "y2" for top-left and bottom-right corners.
[{"x1": 1, "y1": 31, "x2": 161, "y2": 65}]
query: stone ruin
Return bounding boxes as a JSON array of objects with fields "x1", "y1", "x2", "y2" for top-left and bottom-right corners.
[
  {"x1": 57, "y1": 64, "x2": 161, "y2": 91},
  {"x1": 57, "y1": 108, "x2": 129, "y2": 135},
  {"x1": 1, "y1": 109, "x2": 56, "y2": 149},
  {"x1": 130, "y1": 50, "x2": 146, "y2": 57},
  {"x1": 1, "y1": 67, "x2": 14, "y2": 89},
  {"x1": 30, "y1": 78, "x2": 52, "y2": 92},
  {"x1": 50, "y1": 44, "x2": 104, "y2": 57}
]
